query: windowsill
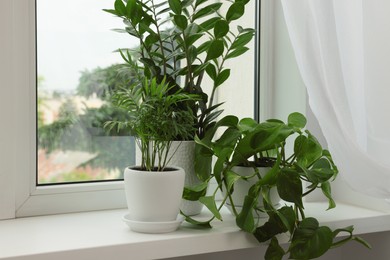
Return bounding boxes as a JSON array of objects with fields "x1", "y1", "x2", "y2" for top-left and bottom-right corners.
[{"x1": 1, "y1": 202, "x2": 390, "y2": 260}]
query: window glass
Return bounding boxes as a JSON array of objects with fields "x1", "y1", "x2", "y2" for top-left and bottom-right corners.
[
  {"x1": 37, "y1": 0, "x2": 136, "y2": 184},
  {"x1": 36, "y1": 0, "x2": 256, "y2": 185}
]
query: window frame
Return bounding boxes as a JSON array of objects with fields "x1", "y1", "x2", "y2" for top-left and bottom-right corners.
[{"x1": 1, "y1": 0, "x2": 266, "y2": 220}]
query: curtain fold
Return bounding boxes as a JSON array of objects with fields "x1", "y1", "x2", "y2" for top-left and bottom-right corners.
[{"x1": 281, "y1": 0, "x2": 390, "y2": 199}]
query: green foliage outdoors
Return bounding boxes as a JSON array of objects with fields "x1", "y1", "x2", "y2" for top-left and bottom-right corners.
[
  {"x1": 182, "y1": 112, "x2": 371, "y2": 260},
  {"x1": 105, "y1": 77, "x2": 199, "y2": 171},
  {"x1": 105, "y1": 0, "x2": 255, "y2": 138},
  {"x1": 77, "y1": 63, "x2": 139, "y2": 100},
  {"x1": 37, "y1": 63, "x2": 138, "y2": 173}
]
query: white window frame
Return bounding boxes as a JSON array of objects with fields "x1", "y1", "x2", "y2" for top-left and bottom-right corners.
[{"x1": 0, "y1": 0, "x2": 127, "y2": 220}]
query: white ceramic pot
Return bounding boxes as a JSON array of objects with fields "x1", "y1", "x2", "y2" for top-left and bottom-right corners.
[
  {"x1": 167, "y1": 141, "x2": 205, "y2": 216},
  {"x1": 124, "y1": 166, "x2": 185, "y2": 222},
  {"x1": 224, "y1": 166, "x2": 281, "y2": 217}
]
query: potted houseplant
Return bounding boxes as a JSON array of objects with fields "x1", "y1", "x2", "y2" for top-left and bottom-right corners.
[
  {"x1": 184, "y1": 112, "x2": 371, "y2": 259},
  {"x1": 104, "y1": 0, "x2": 255, "y2": 215},
  {"x1": 105, "y1": 77, "x2": 198, "y2": 233}
]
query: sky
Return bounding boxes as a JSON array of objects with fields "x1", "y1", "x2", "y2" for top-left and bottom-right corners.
[{"x1": 37, "y1": 0, "x2": 138, "y2": 91}]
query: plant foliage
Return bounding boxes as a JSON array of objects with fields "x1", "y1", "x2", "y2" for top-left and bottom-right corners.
[
  {"x1": 104, "y1": 0, "x2": 255, "y2": 138},
  {"x1": 182, "y1": 112, "x2": 371, "y2": 259},
  {"x1": 105, "y1": 77, "x2": 199, "y2": 171}
]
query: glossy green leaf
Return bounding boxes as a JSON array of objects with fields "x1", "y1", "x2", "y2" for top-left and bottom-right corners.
[
  {"x1": 276, "y1": 168, "x2": 303, "y2": 208},
  {"x1": 225, "y1": 170, "x2": 242, "y2": 192},
  {"x1": 187, "y1": 45, "x2": 198, "y2": 65},
  {"x1": 114, "y1": 0, "x2": 126, "y2": 16},
  {"x1": 194, "y1": 142, "x2": 213, "y2": 182},
  {"x1": 199, "y1": 17, "x2": 221, "y2": 31},
  {"x1": 195, "y1": 0, "x2": 208, "y2": 7},
  {"x1": 254, "y1": 206, "x2": 294, "y2": 243},
  {"x1": 168, "y1": 0, "x2": 182, "y2": 15},
  {"x1": 206, "y1": 63, "x2": 217, "y2": 80},
  {"x1": 174, "y1": 14, "x2": 188, "y2": 30},
  {"x1": 226, "y1": 2, "x2": 245, "y2": 22},
  {"x1": 182, "y1": 181, "x2": 208, "y2": 201},
  {"x1": 206, "y1": 40, "x2": 224, "y2": 61},
  {"x1": 231, "y1": 31, "x2": 255, "y2": 49},
  {"x1": 214, "y1": 20, "x2": 229, "y2": 38},
  {"x1": 199, "y1": 196, "x2": 222, "y2": 220},
  {"x1": 288, "y1": 112, "x2": 307, "y2": 129},
  {"x1": 236, "y1": 194, "x2": 256, "y2": 232},
  {"x1": 289, "y1": 218, "x2": 334, "y2": 259},
  {"x1": 215, "y1": 69, "x2": 231, "y2": 87},
  {"x1": 182, "y1": 212, "x2": 212, "y2": 228},
  {"x1": 226, "y1": 46, "x2": 249, "y2": 60},
  {"x1": 265, "y1": 237, "x2": 285, "y2": 260},
  {"x1": 306, "y1": 158, "x2": 335, "y2": 183},
  {"x1": 249, "y1": 122, "x2": 294, "y2": 151},
  {"x1": 185, "y1": 33, "x2": 204, "y2": 47},
  {"x1": 294, "y1": 134, "x2": 323, "y2": 167},
  {"x1": 321, "y1": 181, "x2": 336, "y2": 210},
  {"x1": 193, "y1": 3, "x2": 223, "y2": 21}
]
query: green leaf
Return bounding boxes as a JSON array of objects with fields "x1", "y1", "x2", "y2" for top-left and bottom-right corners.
[
  {"x1": 321, "y1": 181, "x2": 336, "y2": 210},
  {"x1": 185, "y1": 33, "x2": 204, "y2": 46},
  {"x1": 214, "y1": 20, "x2": 229, "y2": 38},
  {"x1": 206, "y1": 40, "x2": 224, "y2": 61},
  {"x1": 215, "y1": 69, "x2": 231, "y2": 87},
  {"x1": 194, "y1": 142, "x2": 213, "y2": 182},
  {"x1": 289, "y1": 218, "x2": 334, "y2": 259},
  {"x1": 226, "y1": 46, "x2": 249, "y2": 60},
  {"x1": 254, "y1": 206, "x2": 295, "y2": 243},
  {"x1": 114, "y1": 0, "x2": 126, "y2": 16},
  {"x1": 125, "y1": 0, "x2": 137, "y2": 19},
  {"x1": 195, "y1": 0, "x2": 208, "y2": 7},
  {"x1": 199, "y1": 196, "x2": 222, "y2": 220},
  {"x1": 288, "y1": 112, "x2": 307, "y2": 129},
  {"x1": 199, "y1": 17, "x2": 221, "y2": 31},
  {"x1": 294, "y1": 134, "x2": 323, "y2": 167},
  {"x1": 182, "y1": 181, "x2": 208, "y2": 201},
  {"x1": 231, "y1": 31, "x2": 255, "y2": 49},
  {"x1": 276, "y1": 168, "x2": 303, "y2": 208},
  {"x1": 238, "y1": 118, "x2": 258, "y2": 133},
  {"x1": 193, "y1": 3, "x2": 223, "y2": 21},
  {"x1": 265, "y1": 237, "x2": 285, "y2": 260},
  {"x1": 307, "y1": 158, "x2": 335, "y2": 183},
  {"x1": 249, "y1": 122, "x2": 294, "y2": 151},
  {"x1": 187, "y1": 45, "x2": 198, "y2": 65},
  {"x1": 226, "y1": 2, "x2": 245, "y2": 22},
  {"x1": 168, "y1": 0, "x2": 182, "y2": 15},
  {"x1": 225, "y1": 170, "x2": 242, "y2": 192},
  {"x1": 182, "y1": 212, "x2": 212, "y2": 228},
  {"x1": 236, "y1": 194, "x2": 256, "y2": 232},
  {"x1": 197, "y1": 40, "x2": 212, "y2": 55},
  {"x1": 174, "y1": 14, "x2": 188, "y2": 30},
  {"x1": 206, "y1": 63, "x2": 217, "y2": 80}
]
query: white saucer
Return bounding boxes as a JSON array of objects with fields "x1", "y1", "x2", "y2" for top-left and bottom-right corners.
[{"x1": 122, "y1": 214, "x2": 185, "y2": 234}]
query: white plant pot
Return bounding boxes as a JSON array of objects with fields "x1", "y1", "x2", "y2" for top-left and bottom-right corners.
[
  {"x1": 167, "y1": 141, "x2": 205, "y2": 216},
  {"x1": 124, "y1": 166, "x2": 185, "y2": 222},
  {"x1": 224, "y1": 166, "x2": 281, "y2": 217}
]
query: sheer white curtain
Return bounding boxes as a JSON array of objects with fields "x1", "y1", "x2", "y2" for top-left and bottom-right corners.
[{"x1": 281, "y1": 0, "x2": 390, "y2": 199}]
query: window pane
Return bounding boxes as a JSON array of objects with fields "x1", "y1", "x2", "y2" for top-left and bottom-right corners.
[{"x1": 37, "y1": 0, "x2": 136, "y2": 184}]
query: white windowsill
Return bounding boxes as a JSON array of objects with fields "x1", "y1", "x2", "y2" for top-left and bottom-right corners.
[{"x1": 1, "y1": 202, "x2": 390, "y2": 260}]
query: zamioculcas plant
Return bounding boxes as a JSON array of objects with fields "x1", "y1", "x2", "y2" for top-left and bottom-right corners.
[
  {"x1": 104, "y1": 0, "x2": 255, "y2": 139},
  {"x1": 183, "y1": 112, "x2": 371, "y2": 259}
]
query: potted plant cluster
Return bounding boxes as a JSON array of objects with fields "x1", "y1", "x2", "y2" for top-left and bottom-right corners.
[
  {"x1": 104, "y1": 0, "x2": 255, "y2": 215},
  {"x1": 183, "y1": 112, "x2": 371, "y2": 259},
  {"x1": 105, "y1": 77, "x2": 199, "y2": 233}
]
